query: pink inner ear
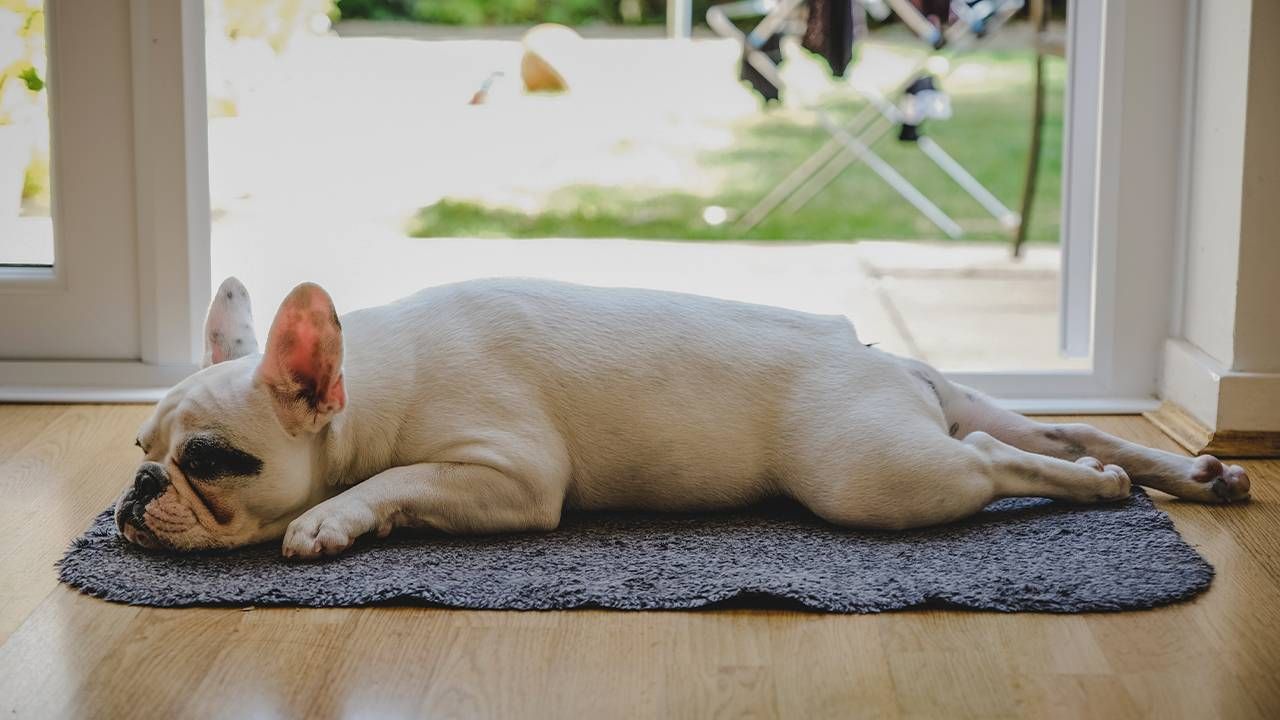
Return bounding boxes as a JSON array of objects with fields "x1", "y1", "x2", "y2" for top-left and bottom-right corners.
[
  {"x1": 260, "y1": 284, "x2": 344, "y2": 413},
  {"x1": 282, "y1": 316, "x2": 323, "y2": 379}
]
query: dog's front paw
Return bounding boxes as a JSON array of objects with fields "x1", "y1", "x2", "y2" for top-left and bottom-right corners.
[{"x1": 282, "y1": 501, "x2": 374, "y2": 560}]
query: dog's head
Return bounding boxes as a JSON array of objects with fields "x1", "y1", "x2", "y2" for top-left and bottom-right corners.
[{"x1": 115, "y1": 278, "x2": 347, "y2": 551}]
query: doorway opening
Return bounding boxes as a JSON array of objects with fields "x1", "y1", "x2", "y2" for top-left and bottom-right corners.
[{"x1": 206, "y1": 0, "x2": 1080, "y2": 373}]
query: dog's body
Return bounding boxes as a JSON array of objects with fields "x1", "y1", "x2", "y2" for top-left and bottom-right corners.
[
  {"x1": 333, "y1": 278, "x2": 952, "y2": 514},
  {"x1": 117, "y1": 278, "x2": 1250, "y2": 558}
]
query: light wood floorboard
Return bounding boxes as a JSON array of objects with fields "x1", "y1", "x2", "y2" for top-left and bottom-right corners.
[{"x1": 0, "y1": 406, "x2": 1275, "y2": 718}]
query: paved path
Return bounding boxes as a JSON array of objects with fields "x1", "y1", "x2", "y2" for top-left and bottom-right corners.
[{"x1": 214, "y1": 228, "x2": 1081, "y2": 372}]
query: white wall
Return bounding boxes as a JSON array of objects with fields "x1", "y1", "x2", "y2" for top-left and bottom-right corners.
[
  {"x1": 1179, "y1": 0, "x2": 1250, "y2": 368},
  {"x1": 1232, "y1": 0, "x2": 1280, "y2": 374},
  {"x1": 1163, "y1": 0, "x2": 1280, "y2": 431}
]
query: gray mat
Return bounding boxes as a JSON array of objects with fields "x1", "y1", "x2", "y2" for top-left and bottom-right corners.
[{"x1": 59, "y1": 489, "x2": 1212, "y2": 613}]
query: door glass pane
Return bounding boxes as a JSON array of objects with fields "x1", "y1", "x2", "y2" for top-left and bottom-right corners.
[
  {"x1": 0, "y1": 0, "x2": 52, "y2": 266},
  {"x1": 208, "y1": 1, "x2": 1081, "y2": 373}
]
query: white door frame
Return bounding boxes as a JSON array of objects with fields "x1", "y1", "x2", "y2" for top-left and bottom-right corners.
[
  {"x1": 1056, "y1": 0, "x2": 1102, "y2": 360},
  {"x1": 0, "y1": 0, "x2": 1189, "y2": 410},
  {"x1": 0, "y1": 0, "x2": 210, "y2": 400},
  {"x1": 954, "y1": 0, "x2": 1191, "y2": 413}
]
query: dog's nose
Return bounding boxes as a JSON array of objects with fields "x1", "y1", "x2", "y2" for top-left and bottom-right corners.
[{"x1": 133, "y1": 462, "x2": 168, "y2": 501}]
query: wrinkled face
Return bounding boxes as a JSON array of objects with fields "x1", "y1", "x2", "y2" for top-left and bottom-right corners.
[
  {"x1": 116, "y1": 277, "x2": 347, "y2": 552},
  {"x1": 115, "y1": 360, "x2": 323, "y2": 550}
]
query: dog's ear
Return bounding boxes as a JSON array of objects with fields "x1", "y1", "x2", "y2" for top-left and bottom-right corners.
[
  {"x1": 255, "y1": 282, "x2": 346, "y2": 435},
  {"x1": 203, "y1": 277, "x2": 259, "y2": 368}
]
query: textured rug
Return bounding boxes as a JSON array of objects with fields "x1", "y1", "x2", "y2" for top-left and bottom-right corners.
[{"x1": 59, "y1": 489, "x2": 1212, "y2": 612}]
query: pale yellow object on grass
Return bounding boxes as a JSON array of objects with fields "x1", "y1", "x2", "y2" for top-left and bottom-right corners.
[{"x1": 520, "y1": 23, "x2": 584, "y2": 93}]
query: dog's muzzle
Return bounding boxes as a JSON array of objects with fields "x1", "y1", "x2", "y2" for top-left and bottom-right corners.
[
  {"x1": 116, "y1": 461, "x2": 170, "y2": 544},
  {"x1": 132, "y1": 462, "x2": 168, "y2": 502}
]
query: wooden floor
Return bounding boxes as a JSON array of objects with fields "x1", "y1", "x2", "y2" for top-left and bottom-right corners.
[{"x1": 0, "y1": 406, "x2": 1276, "y2": 718}]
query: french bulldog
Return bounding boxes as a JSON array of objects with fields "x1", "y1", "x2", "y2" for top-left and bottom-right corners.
[{"x1": 116, "y1": 277, "x2": 1250, "y2": 559}]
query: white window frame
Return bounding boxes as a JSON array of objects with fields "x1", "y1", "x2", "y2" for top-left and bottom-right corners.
[
  {"x1": 0, "y1": 0, "x2": 210, "y2": 400},
  {"x1": 0, "y1": 0, "x2": 1189, "y2": 411}
]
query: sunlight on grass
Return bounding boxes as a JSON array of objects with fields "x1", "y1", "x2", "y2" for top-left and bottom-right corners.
[{"x1": 410, "y1": 47, "x2": 1065, "y2": 243}]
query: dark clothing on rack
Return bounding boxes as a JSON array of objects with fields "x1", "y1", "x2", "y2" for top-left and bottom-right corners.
[
  {"x1": 802, "y1": 0, "x2": 859, "y2": 78},
  {"x1": 913, "y1": 0, "x2": 951, "y2": 24}
]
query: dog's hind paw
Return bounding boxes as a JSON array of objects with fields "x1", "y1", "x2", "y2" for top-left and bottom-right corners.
[{"x1": 1191, "y1": 455, "x2": 1251, "y2": 503}]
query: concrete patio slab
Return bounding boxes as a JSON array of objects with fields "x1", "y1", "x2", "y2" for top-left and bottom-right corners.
[{"x1": 213, "y1": 228, "x2": 1076, "y2": 372}]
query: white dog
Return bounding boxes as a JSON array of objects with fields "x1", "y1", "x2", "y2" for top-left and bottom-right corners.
[{"x1": 115, "y1": 277, "x2": 1250, "y2": 559}]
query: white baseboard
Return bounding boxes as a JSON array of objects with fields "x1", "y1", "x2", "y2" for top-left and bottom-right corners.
[
  {"x1": 0, "y1": 360, "x2": 195, "y2": 403},
  {"x1": 1001, "y1": 398, "x2": 1161, "y2": 415},
  {"x1": 0, "y1": 386, "x2": 169, "y2": 403},
  {"x1": 1161, "y1": 339, "x2": 1280, "y2": 432}
]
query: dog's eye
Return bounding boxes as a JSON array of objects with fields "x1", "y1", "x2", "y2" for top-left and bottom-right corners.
[
  {"x1": 178, "y1": 435, "x2": 263, "y2": 481},
  {"x1": 183, "y1": 455, "x2": 216, "y2": 477}
]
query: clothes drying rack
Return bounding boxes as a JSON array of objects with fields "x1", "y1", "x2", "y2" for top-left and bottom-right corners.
[{"x1": 707, "y1": 0, "x2": 1025, "y2": 238}]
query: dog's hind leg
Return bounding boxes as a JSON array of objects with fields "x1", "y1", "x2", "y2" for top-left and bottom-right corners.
[
  {"x1": 911, "y1": 363, "x2": 1250, "y2": 504},
  {"x1": 789, "y1": 418, "x2": 1133, "y2": 532}
]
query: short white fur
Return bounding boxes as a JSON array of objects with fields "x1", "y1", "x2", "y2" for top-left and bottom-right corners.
[{"x1": 115, "y1": 278, "x2": 1252, "y2": 559}]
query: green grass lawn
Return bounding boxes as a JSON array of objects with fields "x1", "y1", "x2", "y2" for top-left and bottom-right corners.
[{"x1": 410, "y1": 46, "x2": 1065, "y2": 243}]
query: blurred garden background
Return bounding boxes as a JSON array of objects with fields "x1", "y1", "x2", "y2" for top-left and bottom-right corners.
[
  {"x1": 199, "y1": 0, "x2": 1066, "y2": 245},
  {"x1": 1, "y1": 1, "x2": 1066, "y2": 248},
  {"x1": 198, "y1": 0, "x2": 1079, "y2": 372}
]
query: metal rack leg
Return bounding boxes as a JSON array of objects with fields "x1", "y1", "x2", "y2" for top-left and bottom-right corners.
[
  {"x1": 817, "y1": 112, "x2": 963, "y2": 239},
  {"x1": 780, "y1": 117, "x2": 897, "y2": 214},
  {"x1": 734, "y1": 105, "x2": 883, "y2": 232},
  {"x1": 917, "y1": 136, "x2": 1020, "y2": 229}
]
